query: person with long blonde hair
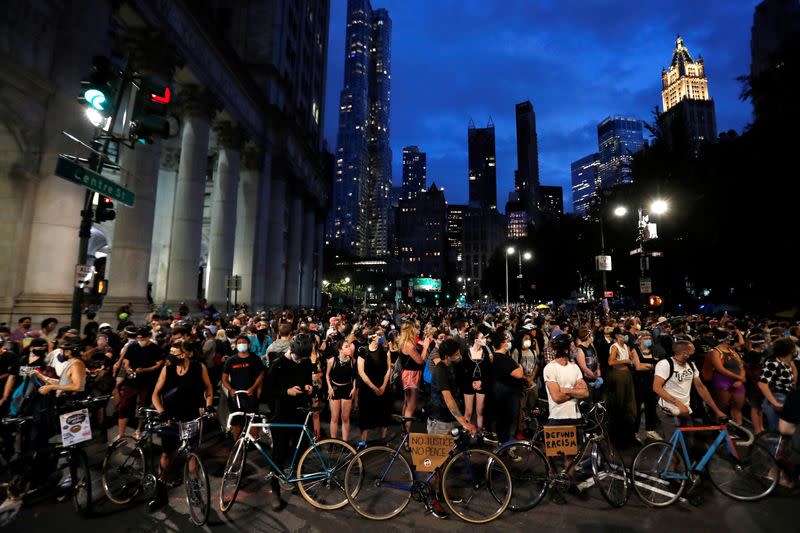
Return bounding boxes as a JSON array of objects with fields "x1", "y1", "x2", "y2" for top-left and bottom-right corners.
[{"x1": 399, "y1": 322, "x2": 427, "y2": 433}]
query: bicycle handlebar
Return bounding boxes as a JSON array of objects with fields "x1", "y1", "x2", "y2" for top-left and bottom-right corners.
[{"x1": 225, "y1": 411, "x2": 268, "y2": 432}]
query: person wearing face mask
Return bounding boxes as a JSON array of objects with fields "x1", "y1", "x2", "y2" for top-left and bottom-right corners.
[
  {"x1": 35, "y1": 340, "x2": 86, "y2": 398},
  {"x1": 744, "y1": 333, "x2": 768, "y2": 434},
  {"x1": 149, "y1": 340, "x2": 214, "y2": 511},
  {"x1": 707, "y1": 328, "x2": 747, "y2": 426},
  {"x1": 327, "y1": 339, "x2": 357, "y2": 442},
  {"x1": 222, "y1": 335, "x2": 265, "y2": 442},
  {"x1": 513, "y1": 327, "x2": 540, "y2": 417},
  {"x1": 116, "y1": 327, "x2": 165, "y2": 441},
  {"x1": 491, "y1": 331, "x2": 525, "y2": 444},
  {"x1": 460, "y1": 325, "x2": 493, "y2": 432},
  {"x1": 266, "y1": 333, "x2": 314, "y2": 511},
  {"x1": 574, "y1": 327, "x2": 602, "y2": 403},
  {"x1": 607, "y1": 328, "x2": 642, "y2": 447},
  {"x1": 633, "y1": 331, "x2": 659, "y2": 440},
  {"x1": 758, "y1": 338, "x2": 798, "y2": 433},
  {"x1": 357, "y1": 330, "x2": 392, "y2": 442}
]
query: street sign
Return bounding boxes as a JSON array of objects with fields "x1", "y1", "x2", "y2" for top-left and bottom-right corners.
[
  {"x1": 629, "y1": 247, "x2": 643, "y2": 256},
  {"x1": 74, "y1": 264, "x2": 95, "y2": 288},
  {"x1": 639, "y1": 278, "x2": 652, "y2": 294},
  {"x1": 226, "y1": 275, "x2": 242, "y2": 291},
  {"x1": 649, "y1": 251, "x2": 664, "y2": 257},
  {"x1": 55, "y1": 156, "x2": 136, "y2": 207},
  {"x1": 595, "y1": 255, "x2": 612, "y2": 271}
]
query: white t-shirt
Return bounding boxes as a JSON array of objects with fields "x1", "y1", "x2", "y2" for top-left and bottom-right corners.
[
  {"x1": 654, "y1": 358, "x2": 698, "y2": 414},
  {"x1": 543, "y1": 360, "x2": 584, "y2": 420}
]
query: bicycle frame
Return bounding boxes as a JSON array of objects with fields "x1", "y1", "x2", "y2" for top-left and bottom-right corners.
[
  {"x1": 659, "y1": 422, "x2": 739, "y2": 480},
  {"x1": 237, "y1": 411, "x2": 337, "y2": 484}
]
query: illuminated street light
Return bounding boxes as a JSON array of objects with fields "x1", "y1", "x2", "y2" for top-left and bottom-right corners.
[
  {"x1": 613, "y1": 206, "x2": 628, "y2": 217},
  {"x1": 523, "y1": 252, "x2": 532, "y2": 261},
  {"x1": 650, "y1": 199, "x2": 669, "y2": 215},
  {"x1": 506, "y1": 246, "x2": 515, "y2": 255},
  {"x1": 343, "y1": 277, "x2": 350, "y2": 284}
]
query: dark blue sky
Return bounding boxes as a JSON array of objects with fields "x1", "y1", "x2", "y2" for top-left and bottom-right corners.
[{"x1": 324, "y1": 0, "x2": 760, "y2": 212}]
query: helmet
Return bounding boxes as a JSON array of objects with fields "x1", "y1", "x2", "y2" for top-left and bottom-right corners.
[
  {"x1": 551, "y1": 333, "x2": 572, "y2": 354},
  {"x1": 290, "y1": 333, "x2": 313, "y2": 359}
]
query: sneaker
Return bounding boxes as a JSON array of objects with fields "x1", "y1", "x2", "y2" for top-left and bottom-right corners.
[
  {"x1": 429, "y1": 499, "x2": 449, "y2": 519},
  {"x1": 646, "y1": 430, "x2": 664, "y2": 441}
]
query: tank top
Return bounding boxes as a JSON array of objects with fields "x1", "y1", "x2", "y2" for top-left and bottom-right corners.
[
  {"x1": 58, "y1": 358, "x2": 86, "y2": 392},
  {"x1": 613, "y1": 343, "x2": 630, "y2": 368},
  {"x1": 579, "y1": 344, "x2": 599, "y2": 373},
  {"x1": 330, "y1": 356, "x2": 355, "y2": 386},
  {"x1": 400, "y1": 342, "x2": 424, "y2": 371},
  {"x1": 162, "y1": 360, "x2": 205, "y2": 421}
]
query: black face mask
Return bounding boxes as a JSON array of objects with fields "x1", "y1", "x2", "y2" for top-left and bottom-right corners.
[{"x1": 168, "y1": 354, "x2": 181, "y2": 365}]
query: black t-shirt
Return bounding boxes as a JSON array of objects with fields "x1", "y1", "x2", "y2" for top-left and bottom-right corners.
[
  {"x1": 268, "y1": 355, "x2": 312, "y2": 419},
  {"x1": 493, "y1": 353, "x2": 523, "y2": 389},
  {"x1": 223, "y1": 353, "x2": 264, "y2": 391},
  {"x1": 0, "y1": 352, "x2": 19, "y2": 379},
  {"x1": 125, "y1": 342, "x2": 164, "y2": 387},
  {"x1": 780, "y1": 387, "x2": 800, "y2": 424},
  {"x1": 429, "y1": 361, "x2": 456, "y2": 422}
]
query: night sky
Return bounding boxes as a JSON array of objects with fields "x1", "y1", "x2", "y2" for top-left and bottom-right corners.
[{"x1": 324, "y1": 0, "x2": 760, "y2": 212}]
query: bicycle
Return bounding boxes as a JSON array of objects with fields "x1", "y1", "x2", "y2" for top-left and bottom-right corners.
[
  {"x1": 219, "y1": 406, "x2": 356, "y2": 513},
  {"x1": 491, "y1": 400, "x2": 629, "y2": 511},
  {"x1": 753, "y1": 429, "x2": 800, "y2": 488},
  {"x1": 343, "y1": 414, "x2": 512, "y2": 524},
  {"x1": 631, "y1": 412, "x2": 778, "y2": 507},
  {"x1": 0, "y1": 394, "x2": 109, "y2": 526},
  {"x1": 102, "y1": 408, "x2": 215, "y2": 525}
]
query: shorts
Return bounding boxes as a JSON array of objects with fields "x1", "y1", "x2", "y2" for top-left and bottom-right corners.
[
  {"x1": 117, "y1": 383, "x2": 150, "y2": 420},
  {"x1": 427, "y1": 418, "x2": 457, "y2": 435},
  {"x1": 331, "y1": 383, "x2": 353, "y2": 400},
  {"x1": 401, "y1": 370, "x2": 422, "y2": 391},
  {"x1": 711, "y1": 373, "x2": 745, "y2": 395}
]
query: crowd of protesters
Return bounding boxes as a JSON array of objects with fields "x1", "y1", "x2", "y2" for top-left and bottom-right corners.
[{"x1": 1, "y1": 301, "x2": 799, "y2": 513}]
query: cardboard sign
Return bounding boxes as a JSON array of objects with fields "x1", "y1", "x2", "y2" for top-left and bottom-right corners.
[
  {"x1": 409, "y1": 432, "x2": 454, "y2": 472},
  {"x1": 60, "y1": 408, "x2": 92, "y2": 446},
  {"x1": 543, "y1": 425, "x2": 578, "y2": 457}
]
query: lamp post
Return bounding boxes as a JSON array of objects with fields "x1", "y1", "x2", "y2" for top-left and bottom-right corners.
[
  {"x1": 505, "y1": 247, "x2": 514, "y2": 308},
  {"x1": 613, "y1": 200, "x2": 668, "y2": 300}
]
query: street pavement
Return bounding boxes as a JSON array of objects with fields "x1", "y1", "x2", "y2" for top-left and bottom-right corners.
[{"x1": 3, "y1": 420, "x2": 797, "y2": 533}]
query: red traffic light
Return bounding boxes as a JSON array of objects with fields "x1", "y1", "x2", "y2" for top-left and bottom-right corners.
[{"x1": 150, "y1": 86, "x2": 170, "y2": 104}]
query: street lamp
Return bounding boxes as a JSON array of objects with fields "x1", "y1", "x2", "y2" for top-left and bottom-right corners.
[
  {"x1": 505, "y1": 247, "x2": 532, "y2": 308},
  {"x1": 613, "y1": 206, "x2": 628, "y2": 217},
  {"x1": 505, "y1": 247, "x2": 515, "y2": 308},
  {"x1": 650, "y1": 199, "x2": 669, "y2": 215}
]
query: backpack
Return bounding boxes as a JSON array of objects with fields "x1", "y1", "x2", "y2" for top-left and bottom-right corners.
[
  {"x1": 423, "y1": 360, "x2": 432, "y2": 384},
  {"x1": 662, "y1": 357, "x2": 699, "y2": 385},
  {"x1": 9, "y1": 373, "x2": 41, "y2": 416}
]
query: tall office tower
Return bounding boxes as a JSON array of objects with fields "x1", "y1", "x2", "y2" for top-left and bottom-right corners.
[
  {"x1": 328, "y1": 0, "x2": 392, "y2": 257},
  {"x1": 660, "y1": 36, "x2": 717, "y2": 147},
  {"x1": 538, "y1": 185, "x2": 564, "y2": 219},
  {"x1": 447, "y1": 204, "x2": 467, "y2": 269},
  {"x1": 515, "y1": 100, "x2": 540, "y2": 216},
  {"x1": 571, "y1": 152, "x2": 600, "y2": 218},
  {"x1": 396, "y1": 184, "x2": 447, "y2": 278},
  {"x1": 505, "y1": 191, "x2": 529, "y2": 239},
  {"x1": 596, "y1": 116, "x2": 644, "y2": 189},
  {"x1": 401, "y1": 146, "x2": 427, "y2": 200},
  {"x1": 468, "y1": 118, "x2": 497, "y2": 210}
]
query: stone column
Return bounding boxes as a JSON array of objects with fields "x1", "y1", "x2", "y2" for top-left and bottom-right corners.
[
  {"x1": 165, "y1": 86, "x2": 217, "y2": 306},
  {"x1": 300, "y1": 206, "x2": 315, "y2": 306},
  {"x1": 15, "y1": 0, "x2": 112, "y2": 320},
  {"x1": 250, "y1": 151, "x2": 273, "y2": 310},
  {"x1": 205, "y1": 121, "x2": 243, "y2": 307},
  {"x1": 148, "y1": 141, "x2": 180, "y2": 304},
  {"x1": 264, "y1": 174, "x2": 287, "y2": 307},
  {"x1": 232, "y1": 144, "x2": 271, "y2": 309},
  {"x1": 315, "y1": 215, "x2": 325, "y2": 308},
  {"x1": 284, "y1": 191, "x2": 303, "y2": 308},
  {"x1": 105, "y1": 140, "x2": 161, "y2": 313}
]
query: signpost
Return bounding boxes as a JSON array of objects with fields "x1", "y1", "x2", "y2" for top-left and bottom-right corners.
[
  {"x1": 55, "y1": 156, "x2": 136, "y2": 207},
  {"x1": 639, "y1": 278, "x2": 652, "y2": 294},
  {"x1": 74, "y1": 264, "x2": 95, "y2": 288},
  {"x1": 595, "y1": 255, "x2": 612, "y2": 272}
]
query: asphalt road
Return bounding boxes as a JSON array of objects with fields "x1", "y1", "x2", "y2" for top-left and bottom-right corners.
[{"x1": 3, "y1": 423, "x2": 797, "y2": 533}]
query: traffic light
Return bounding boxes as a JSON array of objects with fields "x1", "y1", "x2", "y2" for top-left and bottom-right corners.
[
  {"x1": 95, "y1": 197, "x2": 116, "y2": 222},
  {"x1": 130, "y1": 78, "x2": 172, "y2": 144},
  {"x1": 94, "y1": 279, "x2": 109, "y2": 296},
  {"x1": 79, "y1": 56, "x2": 119, "y2": 120}
]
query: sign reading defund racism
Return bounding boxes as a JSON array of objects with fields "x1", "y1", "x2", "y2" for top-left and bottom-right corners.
[
  {"x1": 409, "y1": 433, "x2": 454, "y2": 472},
  {"x1": 543, "y1": 425, "x2": 579, "y2": 457}
]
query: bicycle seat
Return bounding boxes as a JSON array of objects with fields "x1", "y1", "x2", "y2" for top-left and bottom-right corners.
[
  {"x1": 391, "y1": 414, "x2": 417, "y2": 424},
  {"x1": 139, "y1": 408, "x2": 162, "y2": 419},
  {"x1": 297, "y1": 406, "x2": 324, "y2": 414}
]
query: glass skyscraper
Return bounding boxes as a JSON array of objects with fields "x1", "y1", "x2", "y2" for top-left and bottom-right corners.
[
  {"x1": 596, "y1": 116, "x2": 644, "y2": 189},
  {"x1": 571, "y1": 152, "x2": 600, "y2": 218},
  {"x1": 328, "y1": 0, "x2": 392, "y2": 257},
  {"x1": 401, "y1": 146, "x2": 426, "y2": 200}
]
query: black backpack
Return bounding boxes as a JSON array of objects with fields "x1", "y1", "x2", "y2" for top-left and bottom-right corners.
[{"x1": 662, "y1": 357, "x2": 699, "y2": 385}]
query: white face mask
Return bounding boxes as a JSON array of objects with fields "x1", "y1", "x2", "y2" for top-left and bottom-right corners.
[{"x1": 522, "y1": 340, "x2": 532, "y2": 349}]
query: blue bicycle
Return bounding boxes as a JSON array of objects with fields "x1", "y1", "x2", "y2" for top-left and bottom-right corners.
[
  {"x1": 632, "y1": 413, "x2": 778, "y2": 506},
  {"x1": 219, "y1": 406, "x2": 356, "y2": 512}
]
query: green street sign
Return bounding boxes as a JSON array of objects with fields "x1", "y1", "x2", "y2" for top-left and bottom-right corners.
[{"x1": 55, "y1": 156, "x2": 136, "y2": 207}]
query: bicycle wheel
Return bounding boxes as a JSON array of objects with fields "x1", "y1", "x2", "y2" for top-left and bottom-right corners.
[
  {"x1": 70, "y1": 448, "x2": 92, "y2": 516},
  {"x1": 344, "y1": 446, "x2": 413, "y2": 520},
  {"x1": 441, "y1": 449, "x2": 511, "y2": 524},
  {"x1": 707, "y1": 442, "x2": 778, "y2": 501},
  {"x1": 297, "y1": 438, "x2": 357, "y2": 510},
  {"x1": 102, "y1": 437, "x2": 146, "y2": 504},
  {"x1": 220, "y1": 437, "x2": 248, "y2": 513},
  {"x1": 184, "y1": 452, "x2": 210, "y2": 525},
  {"x1": 491, "y1": 441, "x2": 549, "y2": 511},
  {"x1": 631, "y1": 441, "x2": 687, "y2": 507},
  {"x1": 591, "y1": 439, "x2": 629, "y2": 507},
  {"x1": 754, "y1": 431, "x2": 794, "y2": 484}
]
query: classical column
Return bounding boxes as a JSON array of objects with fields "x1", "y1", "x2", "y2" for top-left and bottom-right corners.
[
  {"x1": 105, "y1": 140, "x2": 161, "y2": 311},
  {"x1": 300, "y1": 206, "x2": 315, "y2": 306},
  {"x1": 15, "y1": 0, "x2": 112, "y2": 320},
  {"x1": 148, "y1": 140, "x2": 180, "y2": 304},
  {"x1": 205, "y1": 121, "x2": 243, "y2": 307},
  {"x1": 164, "y1": 86, "x2": 217, "y2": 306},
  {"x1": 232, "y1": 144, "x2": 271, "y2": 309},
  {"x1": 250, "y1": 151, "x2": 273, "y2": 310},
  {"x1": 264, "y1": 174, "x2": 287, "y2": 307},
  {"x1": 315, "y1": 215, "x2": 325, "y2": 308},
  {"x1": 284, "y1": 191, "x2": 303, "y2": 307}
]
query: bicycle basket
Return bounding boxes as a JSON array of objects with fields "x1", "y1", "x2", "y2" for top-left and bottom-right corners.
[{"x1": 179, "y1": 420, "x2": 201, "y2": 441}]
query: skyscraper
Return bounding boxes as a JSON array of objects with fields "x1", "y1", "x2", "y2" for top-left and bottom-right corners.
[
  {"x1": 515, "y1": 101, "x2": 540, "y2": 216},
  {"x1": 571, "y1": 152, "x2": 600, "y2": 218},
  {"x1": 447, "y1": 204, "x2": 467, "y2": 269},
  {"x1": 328, "y1": 0, "x2": 392, "y2": 257},
  {"x1": 505, "y1": 191, "x2": 529, "y2": 239},
  {"x1": 660, "y1": 36, "x2": 717, "y2": 147},
  {"x1": 597, "y1": 116, "x2": 644, "y2": 189},
  {"x1": 468, "y1": 119, "x2": 497, "y2": 210},
  {"x1": 538, "y1": 186, "x2": 564, "y2": 219},
  {"x1": 401, "y1": 146, "x2": 427, "y2": 200},
  {"x1": 396, "y1": 184, "x2": 447, "y2": 278}
]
